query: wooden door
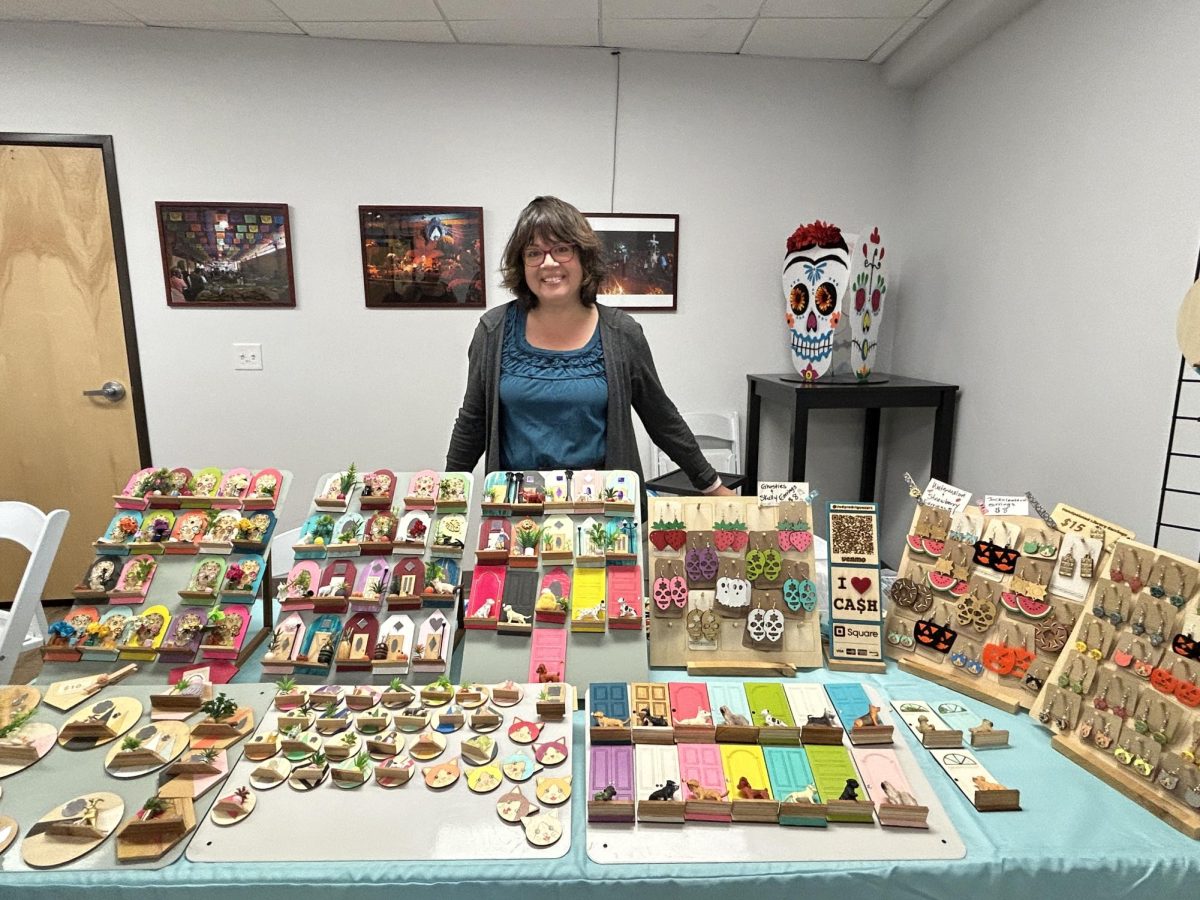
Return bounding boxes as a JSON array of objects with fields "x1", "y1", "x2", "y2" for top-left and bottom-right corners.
[
  {"x1": 677, "y1": 743, "x2": 725, "y2": 791},
  {"x1": 763, "y1": 746, "x2": 817, "y2": 798},
  {"x1": 0, "y1": 136, "x2": 147, "y2": 601},
  {"x1": 590, "y1": 745, "x2": 635, "y2": 800},
  {"x1": 589, "y1": 682, "x2": 629, "y2": 720}
]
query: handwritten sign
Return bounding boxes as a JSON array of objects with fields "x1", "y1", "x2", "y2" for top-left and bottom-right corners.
[
  {"x1": 757, "y1": 481, "x2": 810, "y2": 508},
  {"x1": 920, "y1": 479, "x2": 972, "y2": 514},
  {"x1": 1050, "y1": 503, "x2": 1135, "y2": 553},
  {"x1": 982, "y1": 495, "x2": 1029, "y2": 516}
]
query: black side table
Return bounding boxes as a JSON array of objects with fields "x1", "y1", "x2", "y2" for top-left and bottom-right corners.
[{"x1": 744, "y1": 373, "x2": 959, "y2": 502}]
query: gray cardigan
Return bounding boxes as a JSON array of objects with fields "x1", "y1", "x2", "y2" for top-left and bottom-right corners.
[{"x1": 446, "y1": 301, "x2": 718, "y2": 492}]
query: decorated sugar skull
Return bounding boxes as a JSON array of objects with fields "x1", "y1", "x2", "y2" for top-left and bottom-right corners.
[
  {"x1": 782, "y1": 221, "x2": 853, "y2": 381},
  {"x1": 847, "y1": 226, "x2": 887, "y2": 380}
]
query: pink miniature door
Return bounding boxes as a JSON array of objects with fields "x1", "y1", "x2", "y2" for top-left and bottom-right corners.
[
  {"x1": 606, "y1": 565, "x2": 643, "y2": 627},
  {"x1": 669, "y1": 682, "x2": 712, "y2": 726},
  {"x1": 415, "y1": 612, "x2": 448, "y2": 665},
  {"x1": 850, "y1": 747, "x2": 918, "y2": 811},
  {"x1": 282, "y1": 561, "x2": 320, "y2": 611},
  {"x1": 590, "y1": 745, "x2": 635, "y2": 801},
  {"x1": 678, "y1": 743, "x2": 728, "y2": 800},
  {"x1": 244, "y1": 468, "x2": 283, "y2": 509},
  {"x1": 466, "y1": 566, "x2": 506, "y2": 628},
  {"x1": 528, "y1": 628, "x2": 567, "y2": 683},
  {"x1": 114, "y1": 467, "x2": 154, "y2": 509}
]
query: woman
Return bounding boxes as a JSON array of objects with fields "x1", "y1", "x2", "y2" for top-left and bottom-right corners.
[{"x1": 446, "y1": 196, "x2": 733, "y2": 497}]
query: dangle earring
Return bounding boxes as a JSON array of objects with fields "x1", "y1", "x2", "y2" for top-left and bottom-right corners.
[
  {"x1": 1058, "y1": 543, "x2": 1077, "y2": 579},
  {"x1": 1128, "y1": 556, "x2": 1145, "y2": 594},
  {"x1": 1079, "y1": 544, "x2": 1095, "y2": 579},
  {"x1": 1110, "y1": 550, "x2": 1126, "y2": 583}
]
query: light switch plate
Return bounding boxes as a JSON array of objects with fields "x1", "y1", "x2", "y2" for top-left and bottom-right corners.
[{"x1": 234, "y1": 343, "x2": 263, "y2": 370}]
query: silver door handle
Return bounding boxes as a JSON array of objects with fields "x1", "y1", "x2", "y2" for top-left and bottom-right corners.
[{"x1": 82, "y1": 381, "x2": 126, "y2": 402}]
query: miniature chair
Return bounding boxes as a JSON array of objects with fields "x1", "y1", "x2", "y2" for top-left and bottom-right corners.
[
  {"x1": 645, "y1": 411, "x2": 746, "y2": 496},
  {"x1": 0, "y1": 501, "x2": 69, "y2": 684}
]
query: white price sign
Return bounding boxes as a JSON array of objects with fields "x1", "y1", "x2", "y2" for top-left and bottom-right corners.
[
  {"x1": 982, "y1": 495, "x2": 1029, "y2": 516},
  {"x1": 757, "y1": 482, "x2": 810, "y2": 508},
  {"x1": 920, "y1": 479, "x2": 972, "y2": 514}
]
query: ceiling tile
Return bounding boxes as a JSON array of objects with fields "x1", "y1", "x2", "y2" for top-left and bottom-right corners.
[
  {"x1": 741, "y1": 17, "x2": 906, "y2": 59},
  {"x1": 760, "y1": 0, "x2": 925, "y2": 15},
  {"x1": 868, "y1": 16, "x2": 921, "y2": 61},
  {"x1": 270, "y1": 0, "x2": 441, "y2": 21},
  {"x1": 603, "y1": 18, "x2": 752, "y2": 53},
  {"x1": 0, "y1": 0, "x2": 137, "y2": 21},
  {"x1": 111, "y1": 0, "x2": 287, "y2": 21},
  {"x1": 602, "y1": 0, "x2": 761, "y2": 18},
  {"x1": 452, "y1": 18, "x2": 598, "y2": 46},
  {"x1": 438, "y1": 0, "x2": 596, "y2": 20},
  {"x1": 145, "y1": 20, "x2": 305, "y2": 33},
  {"x1": 298, "y1": 20, "x2": 455, "y2": 41}
]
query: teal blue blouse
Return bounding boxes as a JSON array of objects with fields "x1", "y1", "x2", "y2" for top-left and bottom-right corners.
[{"x1": 499, "y1": 305, "x2": 607, "y2": 470}]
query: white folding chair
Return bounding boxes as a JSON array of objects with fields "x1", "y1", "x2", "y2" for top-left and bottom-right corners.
[
  {"x1": 647, "y1": 411, "x2": 744, "y2": 495},
  {"x1": 0, "y1": 502, "x2": 69, "y2": 684}
]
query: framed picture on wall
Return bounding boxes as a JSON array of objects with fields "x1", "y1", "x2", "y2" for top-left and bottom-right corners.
[
  {"x1": 156, "y1": 202, "x2": 296, "y2": 308},
  {"x1": 584, "y1": 212, "x2": 679, "y2": 312},
  {"x1": 359, "y1": 206, "x2": 486, "y2": 309}
]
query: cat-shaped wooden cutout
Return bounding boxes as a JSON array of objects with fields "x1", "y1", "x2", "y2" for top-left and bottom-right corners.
[
  {"x1": 533, "y1": 737, "x2": 568, "y2": 767},
  {"x1": 535, "y1": 774, "x2": 572, "y2": 806},
  {"x1": 496, "y1": 786, "x2": 539, "y2": 823},
  {"x1": 521, "y1": 810, "x2": 563, "y2": 847},
  {"x1": 422, "y1": 756, "x2": 460, "y2": 789}
]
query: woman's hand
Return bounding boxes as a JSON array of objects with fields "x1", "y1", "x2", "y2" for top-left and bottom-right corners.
[{"x1": 704, "y1": 484, "x2": 737, "y2": 497}]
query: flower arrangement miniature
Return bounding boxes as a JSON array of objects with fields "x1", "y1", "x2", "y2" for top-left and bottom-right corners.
[
  {"x1": 287, "y1": 569, "x2": 314, "y2": 598},
  {"x1": 136, "y1": 515, "x2": 173, "y2": 544},
  {"x1": 47, "y1": 619, "x2": 77, "y2": 647},
  {"x1": 319, "y1": 464, "x2": 357, "y2": 502},
  {"x1": 224, "y1": 559, "x2": 260, "y2": 592},
  {"x1": 405, "y1": 517, "x2": 427, "y2": 542},
  {"x1": 205, "y1": 511, "x2": 240, "y2": 543},
  {"x1": 186, "y1": 559, "x2": 222, "y2": 594},
  {"x1": 219, "y1": 472, "x2": 249, "y2": 498},
  {"x1": 122, "y1": 557, "x2": 156, "y2": 590},
  {"x1": 250, "y1": 473, "x2": 277, "y2": 499},
  {"x1": 437, "y1": 475, "x2": 466, "y2": 503},
  {"x1": 107, "y1": 515, "x2": 140, "y2": 544}
]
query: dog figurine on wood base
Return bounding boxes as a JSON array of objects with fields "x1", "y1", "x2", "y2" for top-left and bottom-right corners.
[
  {"x1": 648, "y1": 780, "x2": 678, "y2": 801},
  {"x1": 591, "y1": 711, "x2": 629, "y2": 728},
  {"x1": 684, "y1": 779, "x2": 727, "y2": 802},
  {"x1": 736, "y1": 776, "x2": 770, "y2": 800}
]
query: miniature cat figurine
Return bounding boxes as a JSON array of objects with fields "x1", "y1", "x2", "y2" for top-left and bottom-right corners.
[
  {"x1": 533, "y1": 737, "x2": 568, "y2": 766},
  {"x1": 535, "y1": 774, "x2": 572, "y2": 805}
]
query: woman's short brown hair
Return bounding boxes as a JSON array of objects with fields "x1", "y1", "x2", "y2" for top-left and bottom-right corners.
[{"x1": 501, "y1": 196, "x2": 606, "y2": 309}]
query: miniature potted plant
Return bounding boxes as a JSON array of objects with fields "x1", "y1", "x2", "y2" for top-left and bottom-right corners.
[
  {"x1": 191, "y1": 691, "x2": 246, "y2": 738},
  {"x1": 120, "y1": 735, "x2": 142, "y2": 752},
  {"x1": 333, "y1": 750, "x2": 372, "y2": 786},
  {"x1": 421, "y1": 675, "x2": 454, "y2": 705},
  {"x1": 135, "y1": 796, "x2": 168, "y2": 821},
  {"x1": 511, "y1": 523, "x2": 543, "y2": 568},
  {"x1": 381, "y1": 677, "x2": 414, "y2": 709},
  {"x1": 423, "y1": 562, "x2": 453, "y2": 598},
  {"x1": 587, "y1": 522, "x2": 611, "y2": 558},
  {"x1": 200, "y1": 692, "x2": 237, "y2": 723},
  {"x1": 274, "y1": 676, "x2": 306, "y2": 711}
]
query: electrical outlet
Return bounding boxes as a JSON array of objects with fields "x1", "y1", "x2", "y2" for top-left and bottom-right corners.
[{"x1": 233, "y1": 342, "x2": 263, "y2": 371}]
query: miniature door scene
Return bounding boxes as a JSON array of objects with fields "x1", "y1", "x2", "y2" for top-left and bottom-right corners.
[
  {"x1": 586, "y1": 679, "x2": 932, "y2": 830},
  {"x1": 186, "y1": 680, "x2": 572, "y2": 860},
  {"x1": 646, "y1": 495, "x2": 821, "y2": 671},
  {"x1": 463, "y1": 471, "x2": 645, "y2": 686},
  {"x1": 268, "y1": 468, "x2": 470, "y2": 683},
  {"x1": 885, "y1": 484, "x2": 1124, "y2": 715},
  {"x1": 54, "y1": 466, "x2": 290, "y2": 678}
]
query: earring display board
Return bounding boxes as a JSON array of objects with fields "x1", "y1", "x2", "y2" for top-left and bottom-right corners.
[
  {"x1": 460, "y1": 471, "x2": 649, "y2": 688},
  {"x1": 646, "y1": 496, "x2": 822, "y2": 674},
  {"x1": 187, "y1": 682, "x2": 572, "y2": 862},
  {"x1": 885, "y1": 497, "x2": 1126, "y2": 714},
  {"x1": 1030, "y1": 538, "x2": 1200, "y2": 838},
  {"x1": 264, "y1": 469, "x2": 471, "y2": 684},
  {"x1": 43, "y1": 467, "x2": 293, "y2": 680},
  {"x1": 0, "y1": 682, "x2": 269, "y2": 872},
  {"x1": 586, "y1": 682, "x2": 964, "y2": 863},
  {"x1": 825, "y1": 502, "x2": 884, "y2": 673}
]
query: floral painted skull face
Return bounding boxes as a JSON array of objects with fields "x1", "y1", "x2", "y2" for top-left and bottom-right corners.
[{"x1": 782, "y1": 221, "x2": 851, "y2": 381}]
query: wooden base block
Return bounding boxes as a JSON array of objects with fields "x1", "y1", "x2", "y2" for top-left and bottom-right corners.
[
  {"x1": 715, "y1": 724, "x2": 760, "y2": 744},
  {"x1": 970, "y1": 730, "x2": 1010, "y2": 749},
  {"x1": 826, "y1": 657, "x2": 887, "y2": 674},
  {"x1": 1052, "y1": 735, "x2": 1196, "y2": 837},
  {"x1": 877, "y1": 802, "x2": 929, "y2": 829},
  {"x1": 589, "y1": 799, "x2": 635, "y2": 823},
  {"x1": 672, "y1": 725, "x2": 717, "y2": 744},
  {"x1": 848, "y1": 725, "x2": 894, "y2": 746},
  {"x1": 972, "y1": 789, "x2": 1021, "y2": 812},
  {"x1": 921, "y1": 729, "x2": 964, "y2": 750},
  {"x1": 59, "y1": 721, "x2": 118, "y2": 740},
  {"x1": 684, "y1": 800, "x2": 732, "y2": 822},
  {"x1": 0, "y1": 743, "x2": 41, "y2": 764},
  {"x1": 631, "y1": 726, "x2": 675, "y2": 745},
  {"x1": 109, "y1": 748, "x2": 168, "y2": 769},
  {"x1": 590, "y1": 726, "x2": 631, "y2": 745},
  {"x1": 116, "y1": 799, "x2": 195, "y2": 861},
  {"x1": 897, "y1": 656, "x2": 1023, "y2": 714},
  {"x1": 800, "y1": 724, "x2": 845, "y2": 746},
  {"x1": 757, "y1": 726, "x2": 802, "y2": 746},
  {"x1": 686, "y1": 660, "x2": 798, "y2": 677},
  {"x1": 778, "y1": 801, "x2": 828, "y2": 827},
  {"x1": 824, "y1": 799, "x2": 876, "y2": 824},
  {"x1": 536, "y1": 700, "x2": 567, "y2": 721},
  {"x1": 730, "y1": 799, "x2": 780, "y2": 823},
  {"x1": 150, "y1": 692, "x2": 206, "y2": 713},
  {"x1": 637, "y1": 799, "x2": 685, "y2": 823}
]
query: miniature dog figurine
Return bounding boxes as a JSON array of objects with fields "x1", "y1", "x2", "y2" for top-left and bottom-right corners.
[
  {"x1": 970, "y1": 719, "x2": 994, "y2": 736},
  {"x1": 758, "y1": 709, "x2": 786, "y2": 728},
  {"x1": 574, "y1": 603, "x2": 604, "y2": 621},
  {"x1": 501, "y1": 604, "x2": 530, "y2": 626},
  {"x1": 675, "y1": 709, "x2": 712, "y2": 726},
  {"x1": 535, "y1": 663, "x2": 560, "y2": 684},
  {"x1": 880, "y1": 780, "x2": 919, "y2": 807},
  {"x1": 782, "y1": 784, "x2": 819, "y2": 804},
  {"x1": 806, "y1": 710, "x2": 835, "y2": 727},
  {"x1": 853, "y1": 705, "x2": 881, "y2": 729},
  {"x1": 638, "y1": 707, "x2": 669, "y2": 727},
  {"x1": 838, "y1": 778, "x2": 860, "y2": 801},
  {"x1": 591, "y1": 711, "x2": 629, "y2": 728},
  {"x1": 648, "y1": 780, "x2": 679, "y2": 801},
  {"x1": 972, "y1": 775, "x2": 1008, "y2": 792},
  {"x1": 916, "y1": 714, "x2": 936, "y2": 734},
  {"x1": 720, "y1": 705, "x2": 750, "y2": 727},
  {"x1": 736, "y1": 776, "x2": 771, "y2": 800},
  {"x1": 684, "y1": 779, "x2": 727, "y2": 802},
  {"x1": 474, "y1": 598, "x2": 495, "y2": 619},
  {"x1": 593, "y1": 784, "x2": 617, "y2": 801},
  {"x1": 617, "y1": 600, "x2": 640, "y2": 619}
]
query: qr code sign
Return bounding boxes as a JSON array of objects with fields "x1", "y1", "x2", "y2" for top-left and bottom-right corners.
[{"x1": 830, "y1": 512, "x2": 878, "y2": 565}]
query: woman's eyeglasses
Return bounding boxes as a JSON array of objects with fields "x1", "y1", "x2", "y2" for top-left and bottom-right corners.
[{"x1": 523, "y1": 244, "x2": 575, "y2": 266}]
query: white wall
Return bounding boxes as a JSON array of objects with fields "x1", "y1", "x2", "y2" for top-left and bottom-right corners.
[
  {"x1": 0, "y1": 24, "x2": 913, "y2": 530},
  {"x1": 880, "y1": 0, "x2": 1200, "y2": 559}
]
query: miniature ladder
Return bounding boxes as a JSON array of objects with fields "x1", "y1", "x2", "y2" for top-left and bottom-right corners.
[{"x1": 1154, "y1": 354, "x2": 1200, "y2": 558}]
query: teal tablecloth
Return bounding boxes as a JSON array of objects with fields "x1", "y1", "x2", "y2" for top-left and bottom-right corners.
[{"x1": 4, "y1": 664, "x2": 1198, "y2": 897}]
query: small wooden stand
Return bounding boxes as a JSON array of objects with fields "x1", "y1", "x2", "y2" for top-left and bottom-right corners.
[
  {"x1": 969, "y1": 726, "x2": 1009, "y2": 749},
  {"x1": 637, "y1": 799, "x2": 686, "y2": 823},
  {"x1": 0, "y1": 741, "x2": 42, "y2": 764},
  {"x1": 314, "y1": 713, "x2": 351, "y2": 735},
  {"x1": 778, "y1": 800, "x2": 827, "y2": 827},
  {"x1": 469, "y1": 708, "x2": 502, "y2": 731},
  {"x1": 109, "y1": 747, "x2": 169, "y2": 769},
  {"x1": 589, "y1": 798, "x2": 635, "y2": 823},
  {"x1": 824, "y1": 799, "x2": 876, "y2": 824},
  {"x1": 115, "y1": 797, "x2": 196, "y2": 861},
  {"x1": 730, "y1": 798, "x2": 780, "y2": 823},
  {"x1": 800, "y1": 724, "x2": 844, "y2": 746},
  {"x1": 877, "y1": 802, "x2": 930, "y2": 829},
  {"x1": 826, "y1": 657, "x2": 887, "y2": 674},
  {"x1": 686, "y1": 661, "x2": 798, "y2": 677},
  {"x1": 590, "y1": 725, "x2": 631, "y2": 745},
  {"x1": 921, "y1": 729, "x2": 964, "y2": 750},
  {"x1": 59, "y1": 719, "x2": 119, "y2": 741},
  {"x1": 971, "y1": 788, "x2": 1021, "y2": 812},
  {"x1": 847, "y1": 724, "x2": 894, "y2": 747},
  {"x1": 380, "y1": 688, "x2": 415, "y2": 709},
  {"x1": 631, "y1": 725, "x2": 674, "y2": 745},
  {"x1": 150, "y1": 689, "x2": 209, "y2": 713}
]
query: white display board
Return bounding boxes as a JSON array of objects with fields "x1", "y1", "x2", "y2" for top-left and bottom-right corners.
[{"x1": 188, "y1": 684, "x2": 572, "y2": 863}]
